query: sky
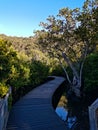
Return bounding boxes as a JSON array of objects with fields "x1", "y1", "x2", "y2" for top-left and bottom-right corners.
[{"x1": 0, "y1": 0, "x2": 85, "y2": 37}]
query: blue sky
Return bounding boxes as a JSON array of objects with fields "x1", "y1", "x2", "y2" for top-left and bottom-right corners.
[{"x1": 0, "y1": 0, "x2": 85, "y2": 37}]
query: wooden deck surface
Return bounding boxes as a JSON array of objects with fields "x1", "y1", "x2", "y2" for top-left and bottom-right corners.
[{"x1": 6, "y1": 76, "x2": 69, "y2": 130}]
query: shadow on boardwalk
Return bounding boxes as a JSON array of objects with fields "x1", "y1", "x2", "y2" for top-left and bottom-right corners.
[{"x1": 7, "y1": 76, "x2": 69, "y2": 130}]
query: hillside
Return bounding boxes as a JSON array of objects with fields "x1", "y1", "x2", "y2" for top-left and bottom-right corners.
[{"x1": 0, "y1": 34, "x2": 48, "y2": 62}]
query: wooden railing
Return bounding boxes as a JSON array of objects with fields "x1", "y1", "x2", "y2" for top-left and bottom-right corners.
[
  {"x1": 0, "y1": 88, "x2": 11, "y2": 130},
  {"x1": 89, "y1": 98, "x2": 98, "y2": 130}
]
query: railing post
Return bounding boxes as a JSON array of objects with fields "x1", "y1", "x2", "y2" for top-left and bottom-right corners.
[
  {"x1": 0, "y1": 87, "x2": 11, "y2": 130},
  {"x1": 89, "y1": 98, "x2": 98, "y2": 130}
]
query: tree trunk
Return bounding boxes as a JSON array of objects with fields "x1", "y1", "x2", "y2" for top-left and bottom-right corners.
[
  {"x1": 71, "y1": 75, "x2": 81, "y2": 97},
  {"x1": 62, "y1": 52, "x2": 82, "y2": 98}
]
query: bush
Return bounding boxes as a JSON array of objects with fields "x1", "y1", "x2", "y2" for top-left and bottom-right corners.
[
  {"x1": 0, "y1": 83, "x2": 9, "y2": 98},
  {"x1": 83, "y1": 52, "x2": 98, "y2": 93},
  {"x1": 8, "y1": 64, "x2": 30, "y2": 89},
  {"x1": 0, "y1": 39, "x2": 17, "y2": 83},
  {"x1": 50, "y1": 65, "x2": 64, "y2": 76},
  {"x1": 30, "y1": 60, "x2": 49, "y2": 86}
]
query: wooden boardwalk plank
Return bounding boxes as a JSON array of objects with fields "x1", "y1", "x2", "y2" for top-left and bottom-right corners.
[{"x1": 6, "y1": 76, "x2": 69, "y2": 130}]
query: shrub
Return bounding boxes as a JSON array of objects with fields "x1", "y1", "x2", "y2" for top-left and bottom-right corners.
[
  {"x1": 30, "y1": 60, "x2": 49, "y2": 86},
  {"x1": 50, "y1": 65, "x2": 64, "y2": 76},
  {"x1": 0, "y1": 83, "x2": 9, "y2": 98},
  {"x1": 83, "y1": 52, "x2": 98, "y2": 93}
]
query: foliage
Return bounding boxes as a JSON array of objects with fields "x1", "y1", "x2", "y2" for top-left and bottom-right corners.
[
  {"x1": 30, "y1": 60, "x2": 49, "y2": 86},
  {"x1": 50, "y1": 64, "x2": 64, "y2": 76},
  {"x1": 0, "y1": 82, "x2": 9, "y2": 98},
  {"x1": 0, "y1": 39, "x2": 30, "y2": 90},
  {"x1": 83, "y1": 52, "x2": 98, "y2": 92},
  {"x1": 76, "y1": 0, "x2": 98, "y2": 53},
  {"x1": 0, "y1": 34, "x2": 46, "y2": 60},
  {"x1": 34, "y1": 0, "x2": 98, "y2": 97},
  {"x1": 0, "y1": 39, "x2": 17, "y2": 83},
  {"x1": 8, "y1": 63, "x2": 30, "y2": 89},
  {"x1": 0, "y1": 0, "x2": 97, "y2": 100},
  {"x1": 0, "y1": 38, "x2": 50, "y2": 100}
]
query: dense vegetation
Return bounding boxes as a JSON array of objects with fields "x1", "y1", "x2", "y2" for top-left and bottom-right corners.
[
  {"x1": 83, "y1": 52, "x2": 98, "y2": 105},
  {"x1": 0, "y1": 0, "x2": 98, "y2": 111},
  {"x1": 0, "y1": 34, "x2": 64, "y2": 102},
  {"x1": 0, "y1": 38, "x2": 49, "y2": 102}
]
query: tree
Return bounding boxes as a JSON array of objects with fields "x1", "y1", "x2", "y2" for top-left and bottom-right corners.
[{"x1": 34, "y1": 0, "x2": 98, "y2": 98}]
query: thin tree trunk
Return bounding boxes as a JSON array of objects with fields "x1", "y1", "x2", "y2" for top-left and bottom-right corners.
[
  {"x1": 62, "y1": 52, "x2": 79, "y2": 78},
  {"x1": 79, "y1": 49, "x2": 87, "y2": 85},
  {"x1": 59, "y1": 59, "x2": 71, "y2": 84}
]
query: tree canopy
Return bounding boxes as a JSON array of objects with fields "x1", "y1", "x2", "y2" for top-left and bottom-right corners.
[{"x1": 34, "y1": 0, "x2": 98, "y2": 97}]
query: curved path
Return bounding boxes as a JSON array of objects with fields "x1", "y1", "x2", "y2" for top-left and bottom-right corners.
[{"x1": 7, "y1": 76, "x2": 69, "y2": 130}]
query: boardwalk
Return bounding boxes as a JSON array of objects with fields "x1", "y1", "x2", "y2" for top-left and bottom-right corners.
[{"x1": 7, "y1": 77, "x2": 69, "y2": 130}]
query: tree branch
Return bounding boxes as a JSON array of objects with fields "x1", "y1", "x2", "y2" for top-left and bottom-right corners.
[
  {"x1": 79, "y1": 47, "x2": 87, "y2": 85},
  {"x1": 59, "y1": 59, "x2": 71, "y2": 84}
]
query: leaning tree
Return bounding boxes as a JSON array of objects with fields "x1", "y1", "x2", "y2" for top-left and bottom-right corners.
[{"x1": 34, "y1": 0, "x2": 98, "y2": 98}]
